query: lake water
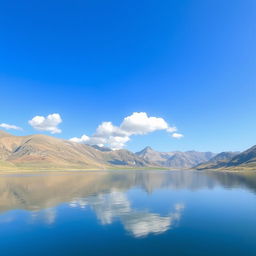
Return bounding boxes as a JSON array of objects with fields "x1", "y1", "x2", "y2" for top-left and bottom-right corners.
[{"x1": 0, "y1": 170, "x2": 256, "y2": 256}]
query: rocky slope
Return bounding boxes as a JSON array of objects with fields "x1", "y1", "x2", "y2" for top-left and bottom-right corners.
[
  {"x1": 0, "y1": 130, "x2": 151, "y2": 170},
  {"x1": 136, "y1": 146, "x2": 215, "y2": 169},
  {"x1": 195, "y1": 146, "x2": 256, "y2": 170},
  {"x1": 195, "y1": 151, "x2": 240, "y2": 170}
]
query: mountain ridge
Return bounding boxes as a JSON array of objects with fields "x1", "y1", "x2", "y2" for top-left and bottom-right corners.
[
  {"x1": 195, "y1": 151, "x2": 240, "y2": 170},
  {"x1": 0, "y1": 131, "x2": 152, "y2": 170},
  {"x1": 136, "y1": 146, "x2": 215, "y2": 169},
  {"x1": 195, "y1": 146, "x2": 256, "y2": 170},
  {"x1": 1, "y1": 130, "x2": 255, "y2": 171}
]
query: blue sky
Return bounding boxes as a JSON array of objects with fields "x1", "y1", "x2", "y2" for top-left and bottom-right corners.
[{"x1": 0, "y1": 0, "x2": 255, "y2": 152}]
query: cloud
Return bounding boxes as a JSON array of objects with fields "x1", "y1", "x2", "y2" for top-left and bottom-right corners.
[
  {"x1": 123, "y1": 209, "x2": 182, "y2": 237},
  {"x1": 0, "y1": 123, "x2": 22, "y2": 130},
  {"x1": 70, "y1": 134, "x2": 90, "y2": 143},
  {"x1": 107, "y1": 135, "x2": 130, "y2": 149},
  {"x1": 70, "y1": 190, "x2": 185, "y2": 238},
  {"x1": 166, "y1": 126, "x2": 177, "y2": 133},
  {"x1": 96, "y1": 122, "x2": 127, "y2": 137},
  {"x1": 29, "y1": 113, "x2": 62, "y2": 134},
  {"x1": 120, "y1": 112, "x2": 169, "y2": 135},
  {"x1": 70, "y1": 112, "x2": 181, "y2": 149},
  {"x1": 172, "y1": 133, "x2": 184, "y2": 139}
]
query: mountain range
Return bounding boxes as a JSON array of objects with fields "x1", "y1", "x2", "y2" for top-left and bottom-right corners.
[
  {"x1": 0, "y1": 130, "x2": 255, "y2": 171},
  {"x1": 195, "y1": 146, "x2": 256, "y2": 170},
  {"x1": 195, "y1": 152, "x2": 240, "y2": 170},
  {"x1": 136, "y1": 146, "x2": 215, "y2": 169},
  {"x1": 0, "y1": 131, "x2": 214, "y2": 171},
  {"x1": 0, "y1": 130, "x2": 150, "y2": 170}
]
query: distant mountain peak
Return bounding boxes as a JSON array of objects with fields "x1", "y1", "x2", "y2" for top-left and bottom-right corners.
[
  {"x1": 135, "y1": 146, "x2": 156, "y2": 156},
  {"x1": 136, "y1": 146, "x2": 215, "y2": 169},
  {"x1": 144, "y1": 146, "x2": 154, "y2": 151}
]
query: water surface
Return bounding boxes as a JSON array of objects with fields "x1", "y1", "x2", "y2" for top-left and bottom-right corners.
[{"x1": 0, "y1": 170, "x2": 256, "y2": 256}]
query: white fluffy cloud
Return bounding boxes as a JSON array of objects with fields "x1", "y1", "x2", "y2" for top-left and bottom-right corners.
[
  {"x1": 29, "y1": 113, "x2": 62, "y2": 134},
  {"x1": 172, "y1": 133, "x2": 184, "y2": 139},
  {"x1": 120, "y1": 112, "x2": 170, "y2": 135},
  {"x1": 70, "y1": 112, "x2": 182, "y2": 150},
  {"x1": 70, "y1": 134, "x2": 90, "y2": 143},
  {"x1": 0, "y1": 123, "x2": 22, "y2": 130}
]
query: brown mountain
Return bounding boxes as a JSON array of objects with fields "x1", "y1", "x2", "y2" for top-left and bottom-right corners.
[
  {"x1": 0, "y1": 130, "x2": 151, "y2": 171},
  {"x1": 195, "y1": 151, "x2": 240, "y2": 170},
  {"x1": 136, "y1": 146, "x2": 215, "y2": 169},
  {"x1": 195, "y1": 146, "x2": 256, "y2": 170}
]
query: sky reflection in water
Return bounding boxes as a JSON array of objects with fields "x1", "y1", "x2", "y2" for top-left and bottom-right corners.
[{"x1": 0, "y1": 170, "x2": 256, "y2": 256}]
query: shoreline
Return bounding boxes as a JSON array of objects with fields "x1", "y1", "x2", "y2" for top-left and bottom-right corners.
[{"x1": 0, "y1": 167, "x2": 256, "y2": 176}]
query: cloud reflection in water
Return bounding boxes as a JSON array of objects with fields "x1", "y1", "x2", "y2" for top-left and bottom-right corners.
[
  {"x1": 30, "y1": 207, "x2": 57, "y2": 225},
  {"x1": 70, "y1": 190, "x2": 185, "y2": 237}
]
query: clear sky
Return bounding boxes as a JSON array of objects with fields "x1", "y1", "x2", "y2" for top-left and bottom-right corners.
[{"x1": 0, "y1": 0, "x2": 255, "y2": 153}]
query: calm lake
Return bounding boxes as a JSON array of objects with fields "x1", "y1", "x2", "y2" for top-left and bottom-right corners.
[{"x1": 0, "y1": 170, "x2": 256, "y2": 256}]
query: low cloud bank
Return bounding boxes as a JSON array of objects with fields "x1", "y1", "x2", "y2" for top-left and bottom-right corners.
[{"x1": 70, "y1": 112, "x2": 183, "y2": 149}]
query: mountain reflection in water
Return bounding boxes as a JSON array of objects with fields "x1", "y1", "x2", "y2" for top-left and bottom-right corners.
[{"x1": 0, "y1": 170, "x2": 256, "y2": 238}]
